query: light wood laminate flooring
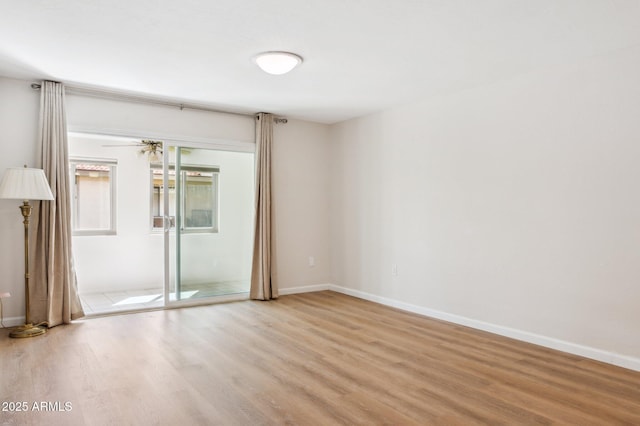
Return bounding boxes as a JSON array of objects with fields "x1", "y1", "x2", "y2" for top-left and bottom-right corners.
[{"x1": 1, "y1": 291, "x2": 639, "y2": 425}]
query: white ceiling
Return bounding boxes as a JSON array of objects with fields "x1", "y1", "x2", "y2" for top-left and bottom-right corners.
[{"x1": 1, "y1": 0, "x2": 639, "y2": 124}]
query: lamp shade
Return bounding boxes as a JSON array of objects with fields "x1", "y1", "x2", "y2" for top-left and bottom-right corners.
[{"x1": 0, "y1": 167, "x2": 54, "y2": 201}]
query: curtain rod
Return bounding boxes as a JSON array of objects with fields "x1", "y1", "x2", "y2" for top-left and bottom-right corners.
[{"x1": 30, "y1": 83, "x2": 288, "y2": 123}]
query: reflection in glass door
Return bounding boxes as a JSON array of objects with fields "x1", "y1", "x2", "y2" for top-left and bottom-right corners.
[{"x1": 162, "y1": 145, "x2": 254, "y2": 304}]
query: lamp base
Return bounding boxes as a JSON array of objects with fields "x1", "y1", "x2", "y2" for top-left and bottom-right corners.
[{"x1": 9, "y1": 323, "x2": 46, "y2": 338}]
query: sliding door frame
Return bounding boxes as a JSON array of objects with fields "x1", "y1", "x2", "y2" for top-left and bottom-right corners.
[{"x1": 162, "y1": 140, "x2": 255, "y2": 309}]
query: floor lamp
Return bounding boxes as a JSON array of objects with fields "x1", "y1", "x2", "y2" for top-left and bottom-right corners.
[{"x1": 0, "y1": 166, "x2": 54, "y2": 338}]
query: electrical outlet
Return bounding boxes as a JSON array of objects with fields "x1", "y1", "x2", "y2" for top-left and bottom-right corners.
[
  {"x1": 308, "y1": 256, "x2": 315, "y2": 267},
  {"x1": 0, "y1": 292, "x2": 11, "y2": 298},
  {"x1": 392, "y1": 264, "x2": 398, "y2": 276}
]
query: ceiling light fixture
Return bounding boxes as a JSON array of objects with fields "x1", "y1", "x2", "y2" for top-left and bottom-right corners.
[{"x1": 254, "y1": 51, "x2": 302, "y2": 75}]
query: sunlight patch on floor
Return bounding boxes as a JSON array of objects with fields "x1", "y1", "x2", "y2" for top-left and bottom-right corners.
[{"x1": 79, "y1": 281, "x2": 248, "y2": 314}]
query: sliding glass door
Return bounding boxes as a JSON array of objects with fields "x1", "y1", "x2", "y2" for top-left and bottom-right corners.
[
  {"x1": 162, "y1": 145, "x2": 254, "y2": 305},
  {"x1": 70, "y1": 132, "x2": 254, "y2": 315}
]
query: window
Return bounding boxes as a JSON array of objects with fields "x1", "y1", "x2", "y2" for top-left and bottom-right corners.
[
  {"x1": 70, "y1": 159, "x2": 117, "y2": 235},
  {"x1": 150, "y1": 165, "x2": 219, "y2": 233}
]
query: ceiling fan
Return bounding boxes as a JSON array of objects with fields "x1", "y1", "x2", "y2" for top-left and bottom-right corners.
[
  {"x1": 101, "y1": 140, "x2": 192, "y2": 162},
  {"x1": 102, "y1": 140, "x2": 163, "y2": 161},
  {"x1": 140, "y1": 140, "x2": 163, "y2": 153}
]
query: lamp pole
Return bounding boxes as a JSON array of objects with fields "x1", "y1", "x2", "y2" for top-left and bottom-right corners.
[{"x1": 19, "y1": 201, "x2": 35, "y2": 329}]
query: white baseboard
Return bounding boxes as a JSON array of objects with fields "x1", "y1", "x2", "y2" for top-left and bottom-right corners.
[
  {"x1": 0, "y1": 316, "x2": 26, "y2": 328},
  {"x1": 322, "y1": 284, "x2": 640, "y2": 373},
  {"x1": 278, "y1": 284, "x2": 331, "y2": 296}
]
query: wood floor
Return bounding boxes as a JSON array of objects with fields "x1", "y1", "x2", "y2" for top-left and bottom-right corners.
[{"x1": 1, "y1": 291, "x2": 639, "y2": 425}]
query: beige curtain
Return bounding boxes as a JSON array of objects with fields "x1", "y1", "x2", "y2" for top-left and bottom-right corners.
[
  {"x1": 250, "y1": 112, "x2": 277, "y2": 300},
  {"x1": 31, "y1": 81, "x2": 84, "y2": 326}
]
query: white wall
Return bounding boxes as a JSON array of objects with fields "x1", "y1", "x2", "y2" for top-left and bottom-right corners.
[
  {"x1": 0, "y1": 77, "x2": 41, "y2": 320},
  {"x1": 273, "y1": 119, "x2": 332, "y2": 290},
  {"x1": 330, "y1": 46, "x2": 640, "y2": 364},
  {"x1": 66, "y1": 95, "x2": 255, "y2": 146}
]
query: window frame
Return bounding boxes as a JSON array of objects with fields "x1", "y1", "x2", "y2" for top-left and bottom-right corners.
[
  {"x1": 150, "y1": 164, "x2": 220, "y2": 234},
  {"x1": 69, "y1": 157, "x2": 118, "y2": 236}
]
